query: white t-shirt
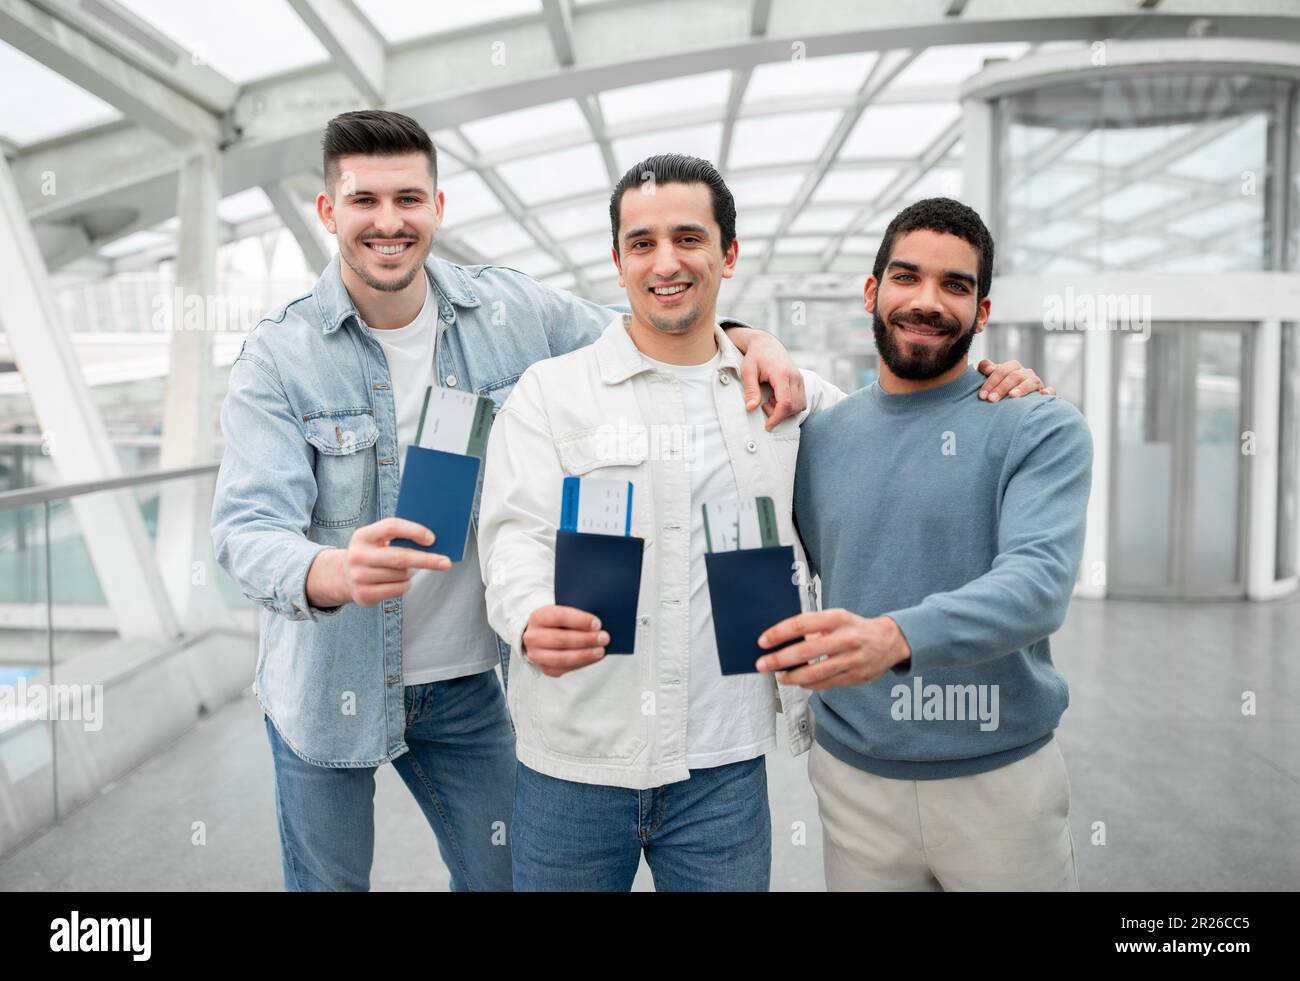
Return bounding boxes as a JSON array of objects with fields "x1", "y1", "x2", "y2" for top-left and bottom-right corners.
[
  {"x1": 643, "y1": 349, "x2": 776, "y2": 769},
  {"x1": 365, "y1": 278, "x2": 499, "y2": 686}
]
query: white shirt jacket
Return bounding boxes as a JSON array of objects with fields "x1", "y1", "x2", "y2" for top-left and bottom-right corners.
[{"x1": 478, "y1": 316, "x2": 845, "y2": 789}]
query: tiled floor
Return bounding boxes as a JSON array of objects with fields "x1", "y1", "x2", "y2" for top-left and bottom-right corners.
[{"x1": 2, "y1": 594, "x2": 1297, "y2": 891}]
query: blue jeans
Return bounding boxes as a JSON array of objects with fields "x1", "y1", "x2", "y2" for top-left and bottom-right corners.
[
  {"x1": 264, "y1": 669, "x2": 516, "y2": 891},
  {"x1": 511, "y1": 755, "x2": 771, "y2": 891}
]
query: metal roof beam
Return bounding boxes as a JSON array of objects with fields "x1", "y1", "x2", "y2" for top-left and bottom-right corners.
[
  {"x1": 540, "y1": 0, "x2": 575, "y2": 67},
  {"x1": 286, "y1": 0, "x2": 386, "y2": 106},
  {"x1": 1, "y1": 0, "x2": 223, "y2": 146}
]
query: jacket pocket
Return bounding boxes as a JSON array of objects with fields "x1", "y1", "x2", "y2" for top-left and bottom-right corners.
[
  {"x1": 528, "y1": 618, "x2": 649, "y2": 764},
  {"x1": 303, "y1": 409, "x2": 379, "y2": 528},
  {"x1": 555, "y1": 427, "x2": 652, "y2": 541},
  {"x1": 555, "y1": 426, "x2": 647, "y2": 475}
]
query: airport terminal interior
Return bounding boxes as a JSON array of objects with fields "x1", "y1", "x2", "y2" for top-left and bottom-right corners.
[{"x1": 1, "y1": 0, "x2": 1298, "y2": 890}]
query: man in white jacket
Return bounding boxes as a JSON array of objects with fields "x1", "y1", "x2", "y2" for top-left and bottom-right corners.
[{"x1": 477, "y1": 154, "x2": 1045, "y2": 891}]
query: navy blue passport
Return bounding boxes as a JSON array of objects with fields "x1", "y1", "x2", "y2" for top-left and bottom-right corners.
[
  {"x1": 553, "y1": 530, "x2": 644, "y2": 654},
  {"x1": 705, "y1": 545, "x2": 804, "y2": 675},
  {"x1": 392, "y1": 445, "x2": 480, "y2": 562}
]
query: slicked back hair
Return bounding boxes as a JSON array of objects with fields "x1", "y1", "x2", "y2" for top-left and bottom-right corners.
[
  {"x1": 609, "y1": 153, "x2": 736, "y2": 254},
  {"x1": 322, "y1": 109, "x2": 437, "y2": 193}
]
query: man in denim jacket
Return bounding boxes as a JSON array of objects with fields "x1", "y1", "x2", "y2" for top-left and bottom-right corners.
[{"x1": 209, "y1": 111, "x2": 819, "y2": 892}]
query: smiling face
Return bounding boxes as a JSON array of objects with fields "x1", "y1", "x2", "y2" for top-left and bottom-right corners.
[
  {"x1": 865, "y1": 228, "x2": 990, "y2": 384},
  {"x1": 612, "y1": 181, "x2": 738, "y2": 338},
  {"x1": 317, "y1": 152, "x2": 443, "y2": 295}
]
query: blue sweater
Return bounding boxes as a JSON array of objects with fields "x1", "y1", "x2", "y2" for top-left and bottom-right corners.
[{"x1": 794, "y1": 366, "x2": 1093, "y2": 779}]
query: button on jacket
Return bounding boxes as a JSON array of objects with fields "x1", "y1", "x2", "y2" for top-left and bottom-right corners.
[
  {"x1": 478, "y1": 316, "x2": 846, "y2": 790},
  {"x1": 211, "y1": 254, "x2": 613, "y2": 767}
]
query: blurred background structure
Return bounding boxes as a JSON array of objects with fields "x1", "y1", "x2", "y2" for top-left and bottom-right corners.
[{"x1": 1, "y1": 1, "x2": 1298, "y2": 890}]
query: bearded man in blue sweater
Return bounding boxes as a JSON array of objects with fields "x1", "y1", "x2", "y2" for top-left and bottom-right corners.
[{"x1": 757, "y1": 198, "x2": 1093, "y2": 891}]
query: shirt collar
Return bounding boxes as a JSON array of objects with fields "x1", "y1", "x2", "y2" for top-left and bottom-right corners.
[
  {"x1": 595, "y1": 313, "x2": 744, "y2": 384},
  {"x1": 317, "y1": 254, "x2": 482, "y2": 336}
]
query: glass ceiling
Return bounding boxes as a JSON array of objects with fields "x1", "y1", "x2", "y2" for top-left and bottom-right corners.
[
  {"x1": 116, "y1": 0, "x2": 330, "y2": 84},
  {"x1": 0, "y1": 42, "x2": 120, "y2": 145},
  {"x1": 355, "y1": 0, "x2": 543, "y2": 43},
  {"x1": 7, "y1": 0, "x2": 1271, "y2": 316}
]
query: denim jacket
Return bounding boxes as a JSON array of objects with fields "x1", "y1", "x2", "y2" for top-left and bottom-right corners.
[{"x1": 211, "y1": 254, "x2": 613, "y2": 767}]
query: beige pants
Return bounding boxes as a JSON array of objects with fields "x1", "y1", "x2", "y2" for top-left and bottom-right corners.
[{"x1": 809, "y1": 737, "x2": 1080, "y2": 891}]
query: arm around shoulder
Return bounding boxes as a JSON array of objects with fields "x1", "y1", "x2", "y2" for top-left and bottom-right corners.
[{"x1": 799, "y1": 368, "x2": 849, "y2": 420}]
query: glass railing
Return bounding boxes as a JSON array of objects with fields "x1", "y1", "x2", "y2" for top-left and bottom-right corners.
[{"x1": 0, "y1": 464, "x2": 255, "y2": 857}]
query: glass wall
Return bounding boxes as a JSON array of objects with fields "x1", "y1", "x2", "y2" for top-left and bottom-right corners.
[
  {"x1": 987, "y1": 323, "x2": 1085, "y2": 409},
  {"x1": 992, "y1": 67, "x2": 1300, "y2": 598},
  {"x1": 1281, "y1": 323, "x2": 1299, "y2": 580},
  {"x1": 999, "y1": 73, "x2": 1288, "y2": 275},
  {"x1": 1109, "y1": 323, "x2": 1247, "y2": 598},
  {"x1": 1190, "y1": 329, "x2": 1246, "y2": 589},
  {"x1": 1112, "y1": 329, "x2": 1178, "y2": 591}
]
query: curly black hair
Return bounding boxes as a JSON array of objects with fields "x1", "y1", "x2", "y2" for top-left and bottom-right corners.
[{"x1": 872, "y1": 197, "x2": 994, "y2": 300}]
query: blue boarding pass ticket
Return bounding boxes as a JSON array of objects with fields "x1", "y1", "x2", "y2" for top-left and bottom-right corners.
[{"x1": 560, "y1": 476, "x2": 634, "y2": 536}]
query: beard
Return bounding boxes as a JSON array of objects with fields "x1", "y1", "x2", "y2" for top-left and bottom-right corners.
[
  {"x1": 340, "y1": 234, "x2": 431, "y2": 293},
  {"x1": 646, "y1": 301, "x2": 704, "y2": 335},
  {"x1": 872, "y1": 307, "x2": 978, "y2": 381}
]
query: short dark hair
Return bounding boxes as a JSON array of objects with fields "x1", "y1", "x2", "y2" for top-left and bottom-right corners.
[
  {"x1": 322, "y1": 109, "x2": 437, "y2": 193},
  {"x1": 872, "y1": 197, "x2": 994, "y2": 300},
  {"x1": 609, "y1": 153, "x2": 736, "y2": 254}
]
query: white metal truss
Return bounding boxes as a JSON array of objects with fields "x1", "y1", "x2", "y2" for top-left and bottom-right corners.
[
  {"x1": 0, "y1": 151, "x2": 180, "y2": 640},
  {"x1": 0, "y1": 0, "x2": 223, "y2": 146},
  {"x1": 6, "y1": 2, "x2": 1299, "y2": 283},
  {"x1": 153, "y1": 145, "x2": 229, "y2": 630},
  {"x1": 287, "y1": 0, "x2": 385, "y2": 106}
]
